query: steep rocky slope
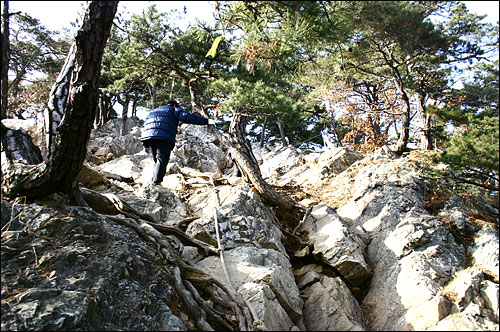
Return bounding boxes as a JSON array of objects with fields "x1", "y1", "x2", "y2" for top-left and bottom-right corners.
[{"x1": 2, "y1": 118, "x2": 498, "y2": 331}]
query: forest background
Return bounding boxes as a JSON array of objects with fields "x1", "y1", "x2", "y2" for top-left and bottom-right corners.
[{"x1": 1, "y1": 1, "x2": 499, "y2": 203}]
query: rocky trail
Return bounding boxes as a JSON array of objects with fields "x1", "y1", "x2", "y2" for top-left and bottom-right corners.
[{"x1": 1, "y1": 117, "x2": 498, "y2": 331}]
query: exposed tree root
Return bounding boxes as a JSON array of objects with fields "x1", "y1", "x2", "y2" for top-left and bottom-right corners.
[{"x1": 83, "y1": 188, "x2": 257, "y2": 330}]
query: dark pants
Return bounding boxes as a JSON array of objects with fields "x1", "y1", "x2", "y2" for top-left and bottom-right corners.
[{"x1": 148, "y1": 139, "x2": 175, "y2": 184}]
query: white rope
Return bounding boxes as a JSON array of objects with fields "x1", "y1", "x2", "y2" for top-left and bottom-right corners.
[{"x1": 210, "y1": 176, "x2": 267, "y2": 331}]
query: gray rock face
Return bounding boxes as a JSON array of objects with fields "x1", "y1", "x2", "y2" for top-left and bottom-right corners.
[
  {"x1": 186, "y1": 184, "x2": 286, "y2": 253},
  {"x1": 300, "y1": 204, "x2": 371, "y2": 289},
  {"x1": 1, "y1": 201, "x2": 185, "y2": 331},
  {"x1": 290, "y1": 148, "x2": 498, "y2": 331},
  {"x1": 89, "y1": 118, "x2": 144, "y2": 161},
  {"x1": 1, "y1": 119, "x2": 45, "y2": 153},
  {"x1": 2, "y1": 119, "x2": 498, "y2": 331},
  {"x1": 196, "y1": 246, "x2": 303, "y2": 331},
  {"x1": 173, "y1": 125, "x2": 228, "y2": 174},
  {"x1": 1, "y1": 123, "x2": 43, "y2": 166},
  {"x1": 295, "y1": 264, "x2": 366, "y2": 331}
]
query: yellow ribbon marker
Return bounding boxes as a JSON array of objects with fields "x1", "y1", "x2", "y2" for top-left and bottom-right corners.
[{"x1": 205, "y1": 35, "x2": 225, "y2": 58}]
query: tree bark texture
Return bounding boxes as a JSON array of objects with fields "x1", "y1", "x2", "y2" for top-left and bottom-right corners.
[
  {"x1": 1, "y1": 122, "x2": 43, "y2": 165},
  {"x1": 416, "y1": 91, "x2": 433, "y2": 150},
  {"x1": 228, "y1": 113, "x2": 259, "y2": 183},
  {"x1": 43, "y1": 43, "x2": 76, "y2": 156},
  {"x1": 229, "y1": 113, "x2": 258, "y2": 164},
  {"x1": 393, "y1": 78, "x2": 411, "y2": 154},
  {"x1": 2, "y1": 1, "x2": 118, "y2": 200},
  {"x1": 95, "y1": 92, "x2": 115, "y2": 129},
  {"x1": 1, "y1": 0, "x2": 10, "y2": 120}
]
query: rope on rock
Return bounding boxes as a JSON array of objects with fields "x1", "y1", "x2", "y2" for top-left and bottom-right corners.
[
  {"x1": 96, "y1": 191, "x2": 241, "y2": 330},
  {"x1": 209, "y1": 176, "x2": 267, "y2": 331}
]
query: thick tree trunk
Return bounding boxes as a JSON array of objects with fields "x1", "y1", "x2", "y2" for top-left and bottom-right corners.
[
  {"x1": 44, "y1": 43, "x2": 76, "y2": 156},
  {"x1": 420, "y1": 113, "x2": 432, "y2": 150},
  {"x1": 1, "y1": 1, "x2": 118, "y2": 201},
  {"x1": 229, "y1": 113, "x2": 258, "y2": 183},
  {"x1": 1, "y1": 122, "x2": 43, "y2": 164}
]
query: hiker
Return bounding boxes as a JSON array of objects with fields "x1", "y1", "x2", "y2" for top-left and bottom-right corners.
[{"x1": 141, "y1": 100, "x2": 215, "y2": 185}]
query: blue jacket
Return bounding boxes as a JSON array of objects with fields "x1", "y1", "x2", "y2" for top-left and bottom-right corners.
[{"x1": 140, "y1": 105, "x2": 209, "y2": 143}]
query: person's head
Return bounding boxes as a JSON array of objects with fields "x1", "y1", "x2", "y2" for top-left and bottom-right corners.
[{"x1": 168, "y1": 100, "x2": 179, "y2": 108}]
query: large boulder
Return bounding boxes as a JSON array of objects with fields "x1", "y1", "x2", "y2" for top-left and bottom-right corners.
[
  {"x1": 430, "y1": 267, "x2": 499, "y2": 331},
  {"x1": 299, "y1": 204, "x2": 371, "y2": 289},
  {"x1": 195, "y1": 246, "x2": 304, "y2": 331},
  {"x1": 0, "y1": 201, "x2": 186, "y2": 331},
  {"x1": 264, "y1": 146, "x2": 364, "y2": 188},
  {"x1": 1, "y1": 119, "x2": 44, "y2": 153},
  {"x1": 318, "y1": 152, "x2": 497, "y2": 331},
  {"x1": 295, "y1": 264, "x2": 366, "y2": 331},
  {"x1": 1, "y1": 123, "x2": 43, "y2": 166},
  {"x1": 185, "y1": 184, "x2": 286, "y2": 253},
  {"x1": 172, "y1": 125, "x2": 228, "y2": 174},
  {"x1": 88, "y1": 118, "x2": 144, "y2": 164}
]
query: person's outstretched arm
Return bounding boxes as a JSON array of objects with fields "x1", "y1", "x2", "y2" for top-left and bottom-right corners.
[{"x1": 175, "y1": 107, "x2": 210, "y2": 125}]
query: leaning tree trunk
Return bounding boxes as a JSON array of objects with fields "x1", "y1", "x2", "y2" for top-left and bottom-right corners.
[
  {"x1": 187, "y1": 79, "x2": 296, "y2": 212},
  {"x1": 228, "y1": 113, "x2": 259, "y2": 183},
  {"x1": 1, "y1": 1, "x2": 118, "y2": 201}
]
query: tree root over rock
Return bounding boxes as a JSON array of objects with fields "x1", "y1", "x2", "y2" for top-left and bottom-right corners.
[{"x1": 81, "y1": 188, "x2": 257, "y2": 330}]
